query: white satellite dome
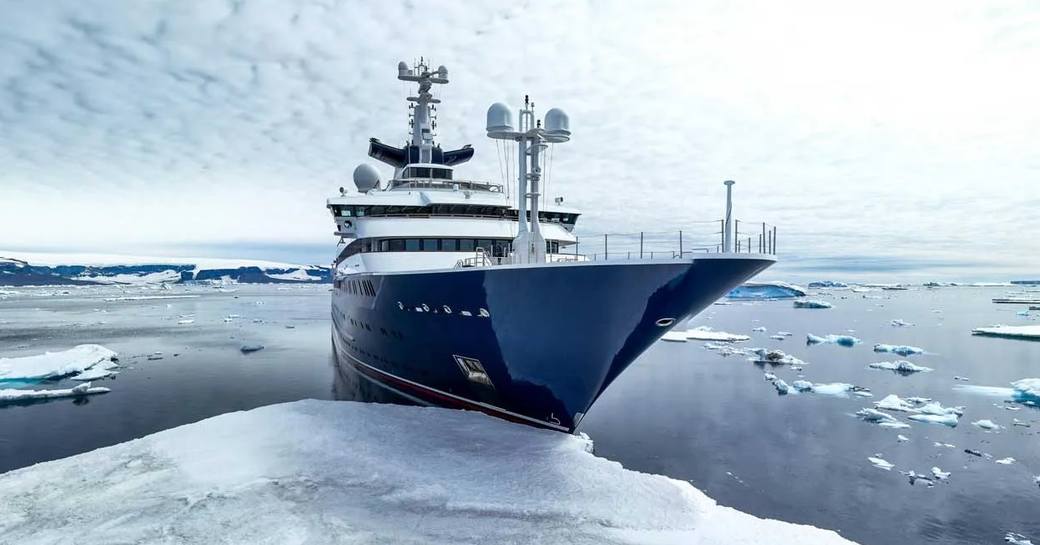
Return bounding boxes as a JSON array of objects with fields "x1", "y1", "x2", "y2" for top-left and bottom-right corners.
[
  {"x1": 486, "y1": 103, "x2": 515, "y2": 137},
  {"x1": 544, "y1": 108, "x2": 570, "y2": 142},
  {"x1": 353, "y1": 163, "x2": 381, "y2": 192}
]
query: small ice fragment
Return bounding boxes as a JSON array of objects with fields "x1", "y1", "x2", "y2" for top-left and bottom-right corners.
[
  {"x1": 868, "y1": 360, "x2": 933, "y2": 374},
  {"x1": 954, "y1": 376, "x2": 969, "y2": 381},
  {"x1": 907, "y1": 413, "x2": 959, "y2": 427},
  {"x1": 769, "y1": 334, "x2": 786, "y2": 340},
  {"x1": 177, "y1": 319, "x2": 194, "y2": 325},
  {"x1": 890, "y1": 319, "x2": 913, "y2": 327},
  {"x1": 995, "y1": 457, "x2": 1016, "y2": 465},
  {"x1": 931, "y1": 467, "x2": 950, "y2": 480},
  {"x1": 789, "y1": 365, "x2": 803, "y2": 371},
  {"x1": 776, "y1": 331, "x2": 792, "y2": 337},
  {"x1": 794, "y1": 300, "x2": 832, "y2": 309},
  {"x1": 763, "y1": 372, "x2": 777, "y2": 382},
  {"x1": 223, "y1": 317, "x2": 233, "y2": 323},
  {"x1": 752, "y1": 326, "x2": 767, "y2": 332},
  {"x1": 240, "y1": 344, "x2": 265, "y2": 354},
  {"x1": 933, "y1": 442, "x2": 955, "y2": 448},
  {"x1": 285, "y1": 325, "x2": 296, "y2": 329},
  {"x1": 897, "y1": 434, "x2": 909, "y2": 442},
  {"x1": 0, "y1": 382, "x2": 111, "y2": 402},
  {"x1": 1004, "y1": 532, "x2": 1033, "y2": 545},
  {"x1": 868, "y1": 456, "x2": 894, "y2": 471},
  {"x1": 901, "y1": 470, "x2": 934, "y2": 487},
  {"x1": 749, "y1": 349, "x2": 805, "y2": 366},
  {"x1": 806, "y1": 334, "x2": 861, "y2": 347},
  {"x1": 685, "y1": 327, "x2": 750, "y2": 342},
  {"x1": 773, "y1": 379, "x2": 790, "y2": 395},
  {"x1": 873, "y1": 344, "x2": 925, "y2": 356},
  {"x1": 972, "y1": 419, "x2": 1003, "y2": 431},
  {"x1": 660, "y1": 330, "x2": 688, "y2": 342},
  {"x1": 792, "y1": 380, "x2": 813, "y2": 392}
]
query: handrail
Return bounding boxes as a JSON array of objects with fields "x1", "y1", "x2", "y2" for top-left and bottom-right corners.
[{"x1": 571, "y1": 220, "x2": 777, "y2": 260}]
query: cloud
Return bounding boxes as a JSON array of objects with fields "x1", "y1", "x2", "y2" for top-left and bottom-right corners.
[{"x1": 0, "y1": 0, "x2": 1037, "y2": 276}]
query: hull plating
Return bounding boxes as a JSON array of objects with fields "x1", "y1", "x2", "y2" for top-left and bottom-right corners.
[{"x1": 331, "y1": 258, "x2": 772, "y2": 432}]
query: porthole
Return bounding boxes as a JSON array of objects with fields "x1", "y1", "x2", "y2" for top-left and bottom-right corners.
[{"x1": 655, "y1": 317, "x2": 676, "y2": 327}]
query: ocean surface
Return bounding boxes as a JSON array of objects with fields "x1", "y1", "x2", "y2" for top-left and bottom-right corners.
[{"x1": 0, "y1": 283, "x2": 1037, "y2": 544}]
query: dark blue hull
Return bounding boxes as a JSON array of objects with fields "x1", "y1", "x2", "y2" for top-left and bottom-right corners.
[{"x1": 331, "y1": 257, "x2": 772, "y2": 432}]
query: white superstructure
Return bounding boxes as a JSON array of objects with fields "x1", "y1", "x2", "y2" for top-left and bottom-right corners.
[{"x1": 327, "y1": 60, "x2": 581, "y2": 275}]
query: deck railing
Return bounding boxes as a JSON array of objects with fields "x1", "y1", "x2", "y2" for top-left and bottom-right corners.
[{"x1": 573, "y1": 220, "x2": 777, "y2": 261}]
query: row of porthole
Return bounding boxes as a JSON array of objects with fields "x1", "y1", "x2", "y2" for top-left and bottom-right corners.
[{"x1": 398, "y1": 302, "x2": 490, "y2": 318}]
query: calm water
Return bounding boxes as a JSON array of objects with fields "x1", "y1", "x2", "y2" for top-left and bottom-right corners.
[{"x1": 1, "y1": 283, "x2": 1038, "y2": 544}]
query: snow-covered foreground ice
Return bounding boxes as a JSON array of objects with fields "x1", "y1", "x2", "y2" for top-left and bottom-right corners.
[
  {"x1": 0, "y1": 382, "x2": 109, "y2": 402},
  {"x1": 0, "y1": 401, "x2": 855, "y2": 544},
  {"x1": 0, "y1": 345, "x2": 117, "y2": 381},
  {"x1": 971, "y1": 324, "x2": 1040, "y2": 340}
]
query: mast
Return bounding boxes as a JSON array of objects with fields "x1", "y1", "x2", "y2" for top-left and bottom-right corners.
[{"x1": 398, "y1": 59, "x2": 448, "y2": 164}]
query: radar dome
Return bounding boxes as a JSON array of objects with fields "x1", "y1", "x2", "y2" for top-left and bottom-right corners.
[
  {"x1": 486, "y1": 103, "x2": 515, "y2": 137},
  {"x1": 544, "y1": 108, "x2": 570, "y2": 142},
  {"x1": 437, "y1": 65, "x2": 448, "y2": 78},
  {"x1": 397, "y1": 61, "x2": 408, "y2": 76},
  {"x1": 353, "y1": 163, "x2": 381, "y2": 192}
]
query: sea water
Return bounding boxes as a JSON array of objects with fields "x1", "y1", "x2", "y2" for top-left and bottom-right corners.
[{"x1": 0, "y1": 283, "x2": 1037, "y2": 544}]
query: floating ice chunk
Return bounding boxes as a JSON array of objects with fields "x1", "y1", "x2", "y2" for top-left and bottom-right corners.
[
  {"x1": 875, "y1": 394, "x2": 919, "y2": 413},
  {"x1": 806, "y1": 334, "x2": 861, "y2": 347},
  {"x1": 773, "y1": 379, "x2": 791, "y2": 395},
  {"x1": 901, "y1": 470, "x2": 934, "y2": 487},
  {"x1": 777, "y1": 331, "x2": 793, "y2": 337},
  {"x1": 808, "y1": 281, "x2": 848, "y2": 289},
  {"x1": 995, "y1": 457, "x2": 1016, "y2": 465},
  {"x1": 660, "y1": 330, "x2": 688, "y2": 342},
  {"x1": 792, "y1": 380, "x2": 814, "y2": 392},
  {"x1": 1011, "y1": 378, "x2": 1040, "y2": 404},
  {"x1": 907, "y1": 413, "x2": 959, "y2": 427},
  {"x1": 240, "y1": 344, "x2": 265, "y2": 354},
  {"x1": 1005, "y1": 532, "x2": 1034, "y2": 545},
  {"x1": 794, "y1": 300, "x2": 832, "y2": 309},
  {"x1": 868, "y1": 456, "x2": 895, "y2": 470},
  {"x1": 856, "y1": 409, "x2": 910, "y2": 429},
  {"x1": 70, "y1": 360, "x2": 119, "y2": 381},
  {"x1": 0, "y1": 382, "x2": 110, "y2": 403},
  {"x1": 685, "y1": 326, "x2": 750, "y2": 342},
  {"x1": 752, "y1": 326, "x2": 767, "y2": 332},
  {"x1": 972, "y1": 419, "x2": 1003, "y2": 431},
  {"x1": 769, "y1": 334, "x2": 786, "y2": 340},
  {"x1": 0, "y1": 400, "x2": 856, "y2": 544},
  {"x1": 931, "y1": 467, "x2": 950, "y2": 480},
  {"x1": 749, "y1": 348, "x2": 805, "y2": 366},
  {"x1": 103, "y1": 295, "x2": 200, "y2": 302},
  {"x1": 873, "y1": 344, "x2": 925, "y2": 356},
  {"x1": 954, "y1": 376, "x2": 970, "y2": 381},
  {"x1": 813, "y1": 383, "x2": 862, "y2": 396},
  {"x1": 972, "y1": 324, "x2": 1040, "y2": 340},
  {"x1": 933, "y1": 442, "x2": 955, "y2": 448},
  {"x1": 890, "y1": 319, "x2": 913, "y2": 327},
  {"x1": 763, "y1": 372, "x2": 778, "y2": 382},
  {"x1": 897, "y1": 434, "x2": 909, "y2": 442},
  {"x1": 0, "y1": 344, "x2": 118, "y2": 381},
  {"x1": 868, "y1": 360, "x2": 933, "y2": 374},
  {"x1": 727, "y1": 281, "x2": 807, "y2": 300},
  {"x1": 177, "y1": 319, "x2": 195, "y2": 325}
]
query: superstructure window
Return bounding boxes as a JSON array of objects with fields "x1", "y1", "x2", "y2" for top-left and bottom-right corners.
[
  {"x1": 421, "y1": 239, "x2": 438, "y2": 251},
  {"x1": 441, "y1": 238, "x2": 458, "y2": 251},
  {"x1": 338, "y1": 237, "x2": 534, "y2": 259},
  {"x1": 405, "y1": 239, "x2": 420, "y2": 251}
]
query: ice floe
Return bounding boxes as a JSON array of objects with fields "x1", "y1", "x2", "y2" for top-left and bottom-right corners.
[
  {"x1": 856, "y1": 408, "x2": 911, "y2": 429},
  {"x1": 0, "y1": 400, "x2": 855, "y2": 544},
  {"x1": 900, "y1": 470, "x2": 934, "y2": 487},
  {"x1": 70, "y1": 360, "x2": 118, "y2": 381},
  {"x1": 907, "y1": 413, "x2": 959, "y2": 427},
  {"x1": 868, "y1": 456, "x2": 895, "y2": 470},
  {"x1": 0, "y1": 382, "x2": 110, "y2": 403},
  {"x1": 897, "y1": 434, "x2": 909, "y2": 442},
  {"x1": 1005, "y1": 532, "x2": 1034, "y2": 545},
  {"x1": 1011, "y1": 378, "x2": 1040, "y2": 404},
  {"x1": 806, "y1": 334, "x2": 861, "y2": 347},
  {"x1": 872, "y1": 344, "x2": 925, "y2": 356},
  {"x1": 177, "y1": 319, "x2": 195, "y2": 325},
  {"x1": 995, "y1": 457, "x2": 1016, "y2": 465},
  {"x1": 971, "y1": 324, "x2": 1040, "y2": 340},
  {"x1": 808, "y1": 281, "x2": 849, "y2": 289},
  {"x1": 727, "y1": 281, "x2": 807, "y2": 300},
  {"x1": 685, "y1": 326, "x2": 750, "y2": 342},
  {"x1": 794, "y1": 300, "x2": 833, "y2": 309},
  {"x1": 873, "y1": 395, "x2": 962, "y2": 426},
  {"x1": 890, "y1": 319, "x2": 913, "y2": 327},
  {"x1": 750, "y1": 349, "x2": 806, "y2": 366},
  {"x1": 867, "y1": 361, "x2": 933, "y2": 374},
  {"x1": 752, "y1": 326, "x2": 767, "y2": 332},
  {"x1": 0, "y1": 344, "x2": 118, "y2": 381},
  {"x1": 931, "y1": 467, "x2": 950, "y2": 480},
  {"x1": 972, "y1": 419, "x2": 1003, "y2": 431}
]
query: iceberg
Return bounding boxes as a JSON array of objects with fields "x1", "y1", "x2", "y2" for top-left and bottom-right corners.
[
  {"x1": 972, "y1": 419, "x2": 1003, "y2": 431},
  {"x1": 874, "y1": 394, "x2": 919, "y2": 413},
  {"x1": 0, "y1": 345, "x2": 118, "y2": 382},
  {"x1": 907, "y1": 413, "x2": 959, "y2": 427},
  {"x1": 873, "y1": 344, "x2": 925, "y2": 356},
  {"x1": 0, "y1": 400, "x2": 855, "y2": 544},
  {"x1": 856, "y1": 408, "x2": 911, "y2": 429},
  {"x1": 749, "y1": 348, "x2": 806, "y2": 366},
  {"x1": 806, "y1": 334, "x2": 861, "y2": 347},
  {"x1": 867, "y1": 361, "x2": 933, "y2": 375},
  {"x1": 971, "y1": 324, "x2": 1040, "y2": 340},
  {"x1": 874, "y1": 396, "x2": 961, "y2": 426},
  {"x1": 726, "y1": 281, "x2": 807, "y2": 300},
  {"x1": 0, "y1": 382, "x2": 110, "y2": 403},
  {"x1": 1012, "y1": 378, "x2": 1040, "y2": 404},
  {"x1": 794, "y1": 300, "x2": 833, "y2": 309}
]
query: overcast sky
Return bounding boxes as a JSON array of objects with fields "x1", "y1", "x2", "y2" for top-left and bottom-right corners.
[{"x1": 1, "y1": 0, "x2": 1037, "y2": 279}]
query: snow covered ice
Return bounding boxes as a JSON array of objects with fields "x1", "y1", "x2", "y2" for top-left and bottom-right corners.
[
  {"x1": 972, "y1": 324, "x2": 1040, "y2": 340},
  {"x1": 0, "y1": 344, "x2": 117, "y2": 382},
  {"x1": 684, "y1": 326, "x2": 750, "y2": 342},
  {"x1": 972, "y1": 419, "x2": 1003, "y2": 431},
  {"x1": 856, "y1": 408, "x2": 911, "y2": 429},
  {"x1": 0, "y1": 382, "x2": 109, "y2": 403},
  {"x1": 867, "y1": 361, "x2": 933, "y2": 374},
  {"x1": 867, "y1": 456, "x2": 894, "y2": 470},
  {"x1": 727, "y1": 281, "x2": 807, "y2": 300},
  {"x1": 1005, "y1": 532, "x2": 1034, "y2": 545},
  {"x1": 794, "y1": 300, "x2": 833, "y2": 309},
  {"x1": 0, "y1": 400, "x2": 855, "y2": 544},
  {"x1": 872, "y1": 344, "x2": 925, "y2": 356},
  {"x1": 806, "y1": 333, "x2": 861, "y2": 347}
]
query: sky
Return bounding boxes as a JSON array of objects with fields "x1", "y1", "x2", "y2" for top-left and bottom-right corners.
[{"x1": 0, "y1": 0, "x2": 1038, "y2": 280}]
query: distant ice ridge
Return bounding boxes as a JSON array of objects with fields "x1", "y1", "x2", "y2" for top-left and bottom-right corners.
[
  {"x1": 0, "y1": 400, "x2": 856, "y2": 544},
  {"x1": 0, "y1": 344, "x2": 117, "y2": 382},
  {"x1": 806, "y1": 333, "x2": 861, "y2": 347},
  {"x1": 0, "y1": 382, "x2": 109, "y2": 402},
  {"x1": 726, "y1": 281, "x2": 807, "y2": 300},
  {"x1": 794, "y1": 300, "x2": 832, "y2": 309},
  {"x1": 807, "y1": 281, "x2": 849, "y2": 289},
  {"x1": 972, "y1": 324, "x2": 1040, "y2": 340}
]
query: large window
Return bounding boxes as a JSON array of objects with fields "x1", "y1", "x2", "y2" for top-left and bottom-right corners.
[
  {"x1": 330, "y1": 204, "x2": 576, "y2": 225},
  {"x1": 340, "y1": 237, "x2": 571, "y2": 260}
]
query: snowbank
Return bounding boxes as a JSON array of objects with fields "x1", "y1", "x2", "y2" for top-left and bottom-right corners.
[
  {"x1": 972, "y1": 325, "x2": 1040, "y2": 340},
  {"x1": 0, "y1": 400, "x2": 855, "y2": 544},
  {"x1": 0, "y1": 345, "x2": 117, "y2": 381},
  {"x1": 794, "y1": 300, "x2": 832, "y2": 309},
  {"x1": 727, "y1": 281, "x2": 807, "y2": 300}
]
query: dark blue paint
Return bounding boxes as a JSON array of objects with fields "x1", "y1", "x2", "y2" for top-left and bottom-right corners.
[{"x1": 332, "y1": 258, "x2": 773, "y2": 431}]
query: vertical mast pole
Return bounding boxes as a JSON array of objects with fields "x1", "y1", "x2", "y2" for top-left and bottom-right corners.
[{"x1": 723, "y1": 180, "x2": 735, "y2": 253}]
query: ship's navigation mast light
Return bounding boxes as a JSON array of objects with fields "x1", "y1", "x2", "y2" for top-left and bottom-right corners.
[{"x1": 485, "y1": 97, "x2": 571, "y2": 264}]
